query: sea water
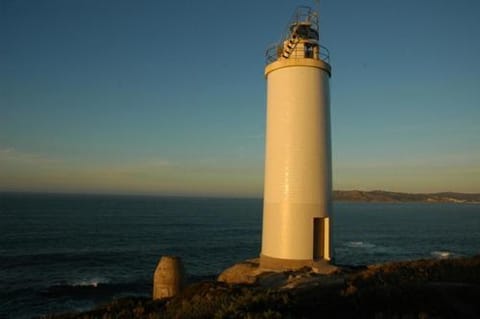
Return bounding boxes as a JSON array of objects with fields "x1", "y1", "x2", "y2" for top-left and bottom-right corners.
[{"x1": 1, "y1": 193, "x2": 479, "y2": 318}]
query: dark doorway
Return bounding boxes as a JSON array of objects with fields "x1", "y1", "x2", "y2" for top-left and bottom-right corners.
[{"x1": 313, "y1": 218, "x2": 324, "y2": 259}]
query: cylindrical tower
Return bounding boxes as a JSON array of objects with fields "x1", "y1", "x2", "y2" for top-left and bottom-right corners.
[{"x1": 261, "y1": 6, "x2": 333, "y2": 269}]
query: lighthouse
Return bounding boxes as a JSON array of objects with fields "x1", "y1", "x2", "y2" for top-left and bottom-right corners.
[{"x1": 260, "y1": 6, "x2": 333, "y2": 269}]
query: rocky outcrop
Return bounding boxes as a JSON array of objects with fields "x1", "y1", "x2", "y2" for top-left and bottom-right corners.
[
  {"x1": 49, "y1": 255, "x2": 480, "y2": 319},
  {"x1": 217, "y1": 258, "x2": 339, "y2": 287},
  {"x1": 217, "y1": 259, "x2": 261, "y2": 284}
]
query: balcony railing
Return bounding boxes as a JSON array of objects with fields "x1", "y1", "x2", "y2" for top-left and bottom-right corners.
[
  {"x1": 265, "y1": 43, "x2": 330, "y2": 65},
  {"x1": 265, "y1": 6, "x2": 330, "y2": 66}
]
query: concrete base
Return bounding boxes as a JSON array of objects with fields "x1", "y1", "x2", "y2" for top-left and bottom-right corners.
[
  {"x1": 153, "y1": 256, "x2": 185, "y2": 300},
  {"x1": 260, "y1": 254, "x2": 337, "y2": 274}
]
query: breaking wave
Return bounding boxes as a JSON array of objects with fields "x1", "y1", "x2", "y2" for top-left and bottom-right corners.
[
  {"x1": 344, "y1": 241, "x2": 377, "y2": 249},
  {"x1": 431, "y1": 251, "x2": 455, "y2": 259},
  {"x1": 71, "y1": 277, "x2": 109, "y2": 288},
  {"x1": 39, "y1": 274, "x2": 214, "y2": 300},
  {"x1": 40, "y1": 281, "x2": 150, "y2": 299}
]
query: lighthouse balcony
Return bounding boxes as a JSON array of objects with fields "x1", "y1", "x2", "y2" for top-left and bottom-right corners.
[
  {"x1": 265, "y1": 6, "x2": 330, "y2": 65},
  {"x1": 265, "y1": 42, "x2": 330, "y2": 65}
]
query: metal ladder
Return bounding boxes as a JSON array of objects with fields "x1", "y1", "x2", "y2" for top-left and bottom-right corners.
[{"x1": 281, "y1": 24, "x2": 300, "y2": 59}]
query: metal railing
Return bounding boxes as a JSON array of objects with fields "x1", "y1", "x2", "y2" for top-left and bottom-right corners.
[
  {"x1": 265, "y1": 43, "x2": 330, "y2": 65},
  {"x1": 279, "y1": 6, "x2": 319, "y2": 42},
  {"x1": 265, "y1": 6, "x2": 330, "y2": 65}
]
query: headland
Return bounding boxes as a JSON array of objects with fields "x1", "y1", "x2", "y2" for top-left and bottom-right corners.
[
  {"x1": 334, "y1": 190, "x2": 480, "y2": 204},
  {"x1": 48, "y1": 255, "x2": 480, "y2": 319}
]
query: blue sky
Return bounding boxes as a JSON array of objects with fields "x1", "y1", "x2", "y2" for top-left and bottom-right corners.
[{"x1": 1, "y1": 0, "x2": 479, "y2": 197}]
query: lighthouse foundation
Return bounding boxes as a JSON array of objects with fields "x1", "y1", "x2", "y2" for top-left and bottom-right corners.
[{"x1": 259, "y1": 254, "x2": 336, "y2": 272}]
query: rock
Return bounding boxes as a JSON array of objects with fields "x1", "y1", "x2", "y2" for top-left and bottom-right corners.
[
  {"x1": 257, "y1": 271, "x2": 289, "y2": 287},
  {"x1": 217, "y1": 259, "x2": 260, "y2": 284},
  {"x1": 311, "y1": 260, "x2": 340, "y2": 274},
  {"x1": 218, "y1": 257, "x2": 341, "y2": 286},
  {"x1": 218, "y1": 258, "x2": 343, "y2": 290}
]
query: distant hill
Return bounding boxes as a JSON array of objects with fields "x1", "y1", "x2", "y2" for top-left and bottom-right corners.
[{"x1": 333, "y1": 190, "x2": 480, "y2": 204}]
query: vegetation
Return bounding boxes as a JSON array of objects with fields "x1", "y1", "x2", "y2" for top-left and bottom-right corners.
[{"x1": 47, "y1": 255, "x2": 480, "y2": 319}]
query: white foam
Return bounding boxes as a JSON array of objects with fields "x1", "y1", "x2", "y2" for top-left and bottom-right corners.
[
  {"x1": 72, "y1": 278, "x2": 108, "y2": 287},
  {"x1": 431, "y1": 251, "x2": 452, "y2": 259},
  {"x1": 344, "y1": 241, "x2": 376, "y2": 249}
]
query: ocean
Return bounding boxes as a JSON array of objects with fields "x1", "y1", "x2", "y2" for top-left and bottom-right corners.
[{"x1": 1, "y1": 193, "x2": 479, "y2": 318}]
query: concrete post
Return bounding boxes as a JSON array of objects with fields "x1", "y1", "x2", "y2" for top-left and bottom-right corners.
[{"x1": 153, "y1": 256, "x2": 185, "y2": 300}]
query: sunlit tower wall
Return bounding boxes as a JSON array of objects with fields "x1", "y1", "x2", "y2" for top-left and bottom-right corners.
[{"x1": 261, "y1": 6, "x2": 333, "y2": 269}]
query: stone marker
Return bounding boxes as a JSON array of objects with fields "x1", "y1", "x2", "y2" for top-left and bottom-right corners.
[{"x1": 153, "y1": 256, "x2": 185, "y2": 300}]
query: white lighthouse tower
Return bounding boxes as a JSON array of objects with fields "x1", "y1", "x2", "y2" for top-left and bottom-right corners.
[{"x1": 260, "y1": 6, "x2": 333, "y2": 270}]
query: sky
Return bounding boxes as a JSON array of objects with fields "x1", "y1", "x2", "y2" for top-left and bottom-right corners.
[{"x1": 1, "y1": 0, "x2": 479, "y2": 197}]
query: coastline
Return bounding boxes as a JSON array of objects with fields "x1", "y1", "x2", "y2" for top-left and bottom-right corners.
[
  {"x1": 2, "y1": 190, "x2": 480, "y2": 204},
  {"x1": 333, "y1": 190, "x2": 480, "y2": 204},
  {"x1": 47, "y1": 255, "x2": 480, "y2": 319}
]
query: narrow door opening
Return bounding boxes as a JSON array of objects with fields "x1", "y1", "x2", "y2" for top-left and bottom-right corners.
[{"x1": 313, "y1": 218, "x2": 325, "y2": 260}]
